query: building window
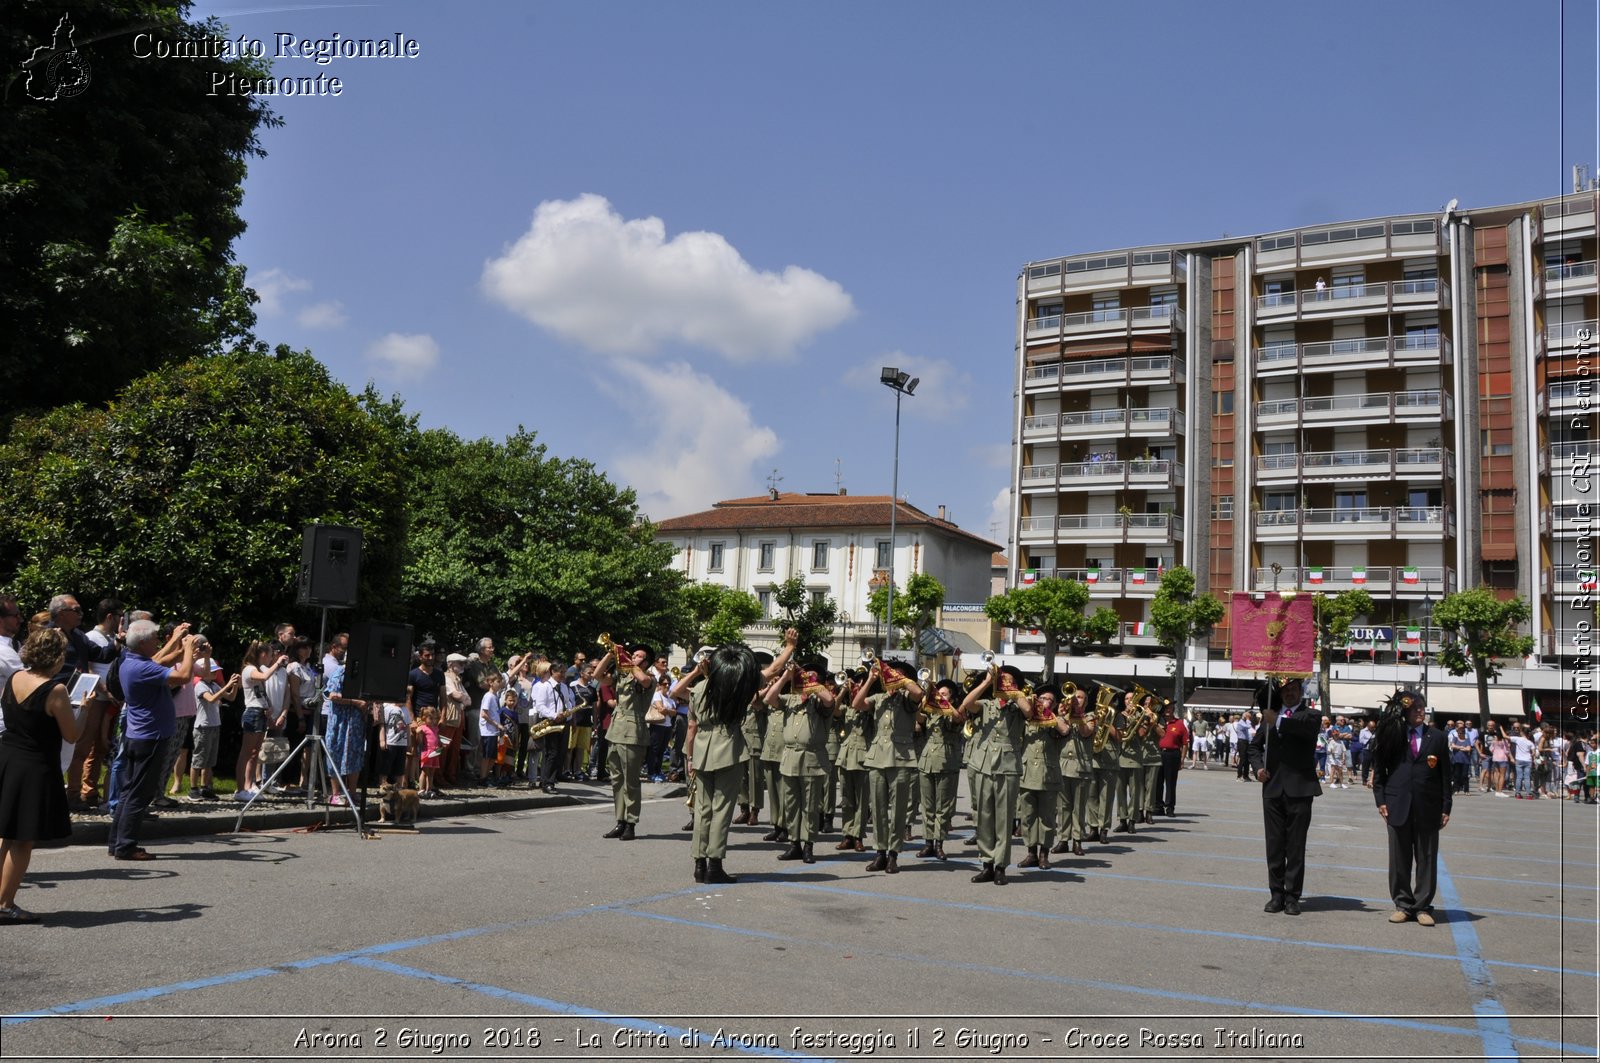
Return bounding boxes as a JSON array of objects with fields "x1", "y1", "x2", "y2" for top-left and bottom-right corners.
[
  {"x1": 1211, "y1": 495, "x2": 1234, "y2": 520},
  {"x1": 1150, "y1": 287, "x2": 1178, "y2": 306},
  {"x1": 708, "y1": 542, "x2": 725, "y2": 572},
  {"x1": 757, "y1": 590, "x2": 772, "y2": 616},
  {"x1": 757, "y1": 541, "x2": 775, "y2": 571},
  {"x1": 1213, "y1": 390, "x2": 1234, "y2": 415},
  {"x1": 812, "y1": 541, "x2": 830, "y2": 571},
  {"x1": 809, "y1": 589, "x2": 829, "y2": 608},
  {"x1": 1480, "y1": 430, "x2": 1512, "y2": 456},
  {"x1": 875, "y1": 540, "x2": 892, "y2": 571},
  {"x1": 1092, "y1": 292, "x2": 1121, "y2": 322}
]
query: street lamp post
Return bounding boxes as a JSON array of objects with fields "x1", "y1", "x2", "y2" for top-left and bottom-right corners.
[
  {"x1": 1421, "y1": 590, "x2": 1433, "y2": 704},
  {"x1": 879, "y1": 366, "x2": 919, "y2": 659}
]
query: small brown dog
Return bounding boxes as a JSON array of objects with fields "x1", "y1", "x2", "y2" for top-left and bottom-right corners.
[{"x1": 377, "y1": 783, "x2": 420, "y2": 826}]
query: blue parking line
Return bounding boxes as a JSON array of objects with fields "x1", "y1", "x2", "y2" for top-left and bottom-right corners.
[
  {"x1": 612, "y1": 907, "x2": 1596, "y2": 1056},
  {"x1": 346, "y1": 957, "x2": 827, "y2": 1060},
  {"x1": 1436, "y1": 857, "x2": 1519, "y2": 1061},
  {"x1": 1, "y1": 886, "x2": 706, "y2": 1028},
  {"x1": 769, "y1": 881, "x2": 1594, "y2": 981}
]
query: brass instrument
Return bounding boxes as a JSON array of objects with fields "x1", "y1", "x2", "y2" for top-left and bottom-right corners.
[
  {"x1": 599, "y1": 632, "x2": 627, "y2": 661},
  {"x1": 670, "y1": 666, "x2": 683, "y2": 680},
  {"x1": 684, "y1": 772, "x2": 697, "y2": 809},
  {"x1": 1128, "y1": 682, "x2": 1159, "y2": 739},
  {"x1": 528, "y1": 718, "x2": 567, "y2": 741},
  {"x1": 1091, "y1": 684, "x2": 1119, "y2": 753}
]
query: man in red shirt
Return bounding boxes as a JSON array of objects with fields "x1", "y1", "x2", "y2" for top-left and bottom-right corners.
[{"x1": 1156, "y1": 700, "x2": 1190, "y2": 815}]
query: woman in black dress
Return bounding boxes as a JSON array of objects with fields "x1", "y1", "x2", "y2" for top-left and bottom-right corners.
[{"x1": 0, "y1": 627, "x2": 80, "y2": 924}]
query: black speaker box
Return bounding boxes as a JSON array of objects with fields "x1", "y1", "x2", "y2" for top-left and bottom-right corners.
[
  {"x1": 297, "y1": 524, "x2": 363, "y2": 608},
  {"x1": 344, "y1": 621, "x2": 413, "y2": 702}
]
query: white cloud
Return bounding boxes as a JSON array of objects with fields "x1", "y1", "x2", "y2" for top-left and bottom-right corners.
[
  {"x1": 842, "y1": 353, "x2": 974, "y2": 417},
  {"x1": 296, "y1": 300, "x2": 348, "y2": 329},
  {"x1": 987, "y1": 487, "x2": 1013, "y2": 553},
  {"x1": 252, "y1": 267, "x2": 310, "y2": 316},
  {"x1": 365, "y1": 332, "x2": 440, "y2": 379},
  {"x1": 482, "y1": 194, "x2": 855, "y2": 360},
  {"x1": 599, "y1": 359, "x2": 781, "y2": 520}
]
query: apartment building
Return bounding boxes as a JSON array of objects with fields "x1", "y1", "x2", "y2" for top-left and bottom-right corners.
[{"x1": 1011, "y1": 190, "x2": 1596, "y2": 696}]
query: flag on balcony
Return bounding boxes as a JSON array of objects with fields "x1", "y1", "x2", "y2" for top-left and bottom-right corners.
[
  {"x1": 1530, "y1": 696, "x2": 1543, "y2": 723},
  {"x1": 1405, "y1": 626, "x2": 1421, "y2": 643},
  {"x1": 1130, "y1": 568, "x2": 1147, "y2": 584},
  {"x1": 1133, "y1": 622, "x2": 1149, "y2": 636},
  {"x1": 1402, "y1": 566, "x2": 1420, "y2": 584},
  {"x1": 1085, "y1": 569, "x2": 1100, "y2": 584},
  {"x1": 1351, "y1": 566, "x2": 1367, "y2": 584},
  {"x1": 1022, "y1": 569, "x2": 1037, "y2": 586},
  {"x1": 1580, "y1": 571, "x2": 1597, "y2": 591},
  {"x1": 1308, "y1": 566, "x2": 1325, "y2": 584}
]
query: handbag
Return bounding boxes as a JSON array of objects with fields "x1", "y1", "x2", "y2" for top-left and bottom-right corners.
[{"x1": 261, "y1": 734, "x2": 292, "y2": 765}]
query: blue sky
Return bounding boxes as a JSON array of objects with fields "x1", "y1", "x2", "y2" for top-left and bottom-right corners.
[{"x1": 192, "y1": 0, "x2": 1597, "y2": 546}]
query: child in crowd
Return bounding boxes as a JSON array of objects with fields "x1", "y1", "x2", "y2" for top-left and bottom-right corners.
[
  {"x1": 378, "y1": 699, "x2": 413, "y2": 787},
  {"x1": 189, "y1": 663, "x2": 239, "y2": 801},
  {"x1": 414, "y1": 706, "x2": 442, "y2": 798},
  {"x1": 478, "y1": 671, "x2": 505, "y2": 787}
]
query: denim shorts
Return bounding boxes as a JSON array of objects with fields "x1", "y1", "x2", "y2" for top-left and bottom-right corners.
[{"x1": 241, "y1": 708, "x2": 266, "y2": 734}]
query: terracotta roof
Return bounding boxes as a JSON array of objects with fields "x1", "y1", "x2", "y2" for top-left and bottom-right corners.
[
  {"x1": 656, "y1": 492, "x2": 1002, "y2": 552},
  {"x1": 992, "y1": 552, "x2": 1009, "y2": 568}
]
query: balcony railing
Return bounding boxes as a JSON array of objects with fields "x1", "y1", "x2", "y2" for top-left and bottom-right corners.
[
  {"x1": 1547, "y1": 319, "x2": 1598, "y2": 352},
  {"x1": 1253, "y1": 506, "x2": 1451, "y2": 536},
  {"x1": 1025, "y1": 406, "x2": 1184, "y2": 438},
  {"x1": 1553, "y1": 566, "x2": 1598, "y2": 594},
  {"x1": 1545, "y1": 260, "x2": 1598, "y2": 284},
  {"x1": 1550, "y1": 440, "x2": 1596, "y2": 467},
  {"x1": 1024, "y1": 356, "x2": 1184, "y2": 390},
  {"x1": 1250, "y1": 565, "x2": 1456, "y2": 593},
  {"x1": 1255, "y1": 389, "x2": 1451, "y2": 424},
  {"x1": 1051, "y1": 512, "x2": 1184, "y2": 540},
  {"x1": 1254, "y1": 448, "x2": 1453, "y2": 480},
  {"x1": 1256, "y1": 335, "x2": 1452, "y2": 372},
  {"x1": 1550, "y1": 381, "x2": 1594, "y2": 409},
  {"x1": 1254, "y1": 279, "x2": 1449, "y2": 317}
]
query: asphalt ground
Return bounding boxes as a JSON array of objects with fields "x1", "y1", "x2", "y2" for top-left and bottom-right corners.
[{"x1": 1, "y1": 768, "x2": 1596, "y2": 1063}]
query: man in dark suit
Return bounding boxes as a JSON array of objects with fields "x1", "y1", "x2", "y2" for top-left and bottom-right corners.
[
  {"x1": 1371, "y1": 688, "x2": 1451, "y2": 926},
  {"x1": 1247, "y1": 675, "x2": 1321, "y2": 916}
]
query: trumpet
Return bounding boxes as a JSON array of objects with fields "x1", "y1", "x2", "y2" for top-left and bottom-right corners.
[
  {"x1": 599, "y1": 633, "x2": 627, "y2": 661},
  {"x1": 685, "y1": 772, "x2": 697, "y2": 809},
  {"x1": 916, "y1": 667, "x2": 933, "y2": 685},
  {"x1": 694, "y1": 647, "x2": 712, "y2": 665}
]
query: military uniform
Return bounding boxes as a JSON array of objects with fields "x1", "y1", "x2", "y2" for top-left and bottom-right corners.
[
  {"x1": 1089, "y1": 702, "x2": 1120, "y2": 842},
  {"x1": 1018, "y1": 714, "x2": 1064, "y2": 862},
  {"x1": 863, "y1": 690, "x2": 918, "y2": 865},
  {"x1": 1116, "y1": 705, "x2": 1145, "y2": 831},
  {"x1": 1140, "y1": 710, "x2": 1164, "y2": 820},
  {"x1": 916, "y1": 699, "x2": 962, "y2": 854},
  {"x1": 778, "y1": 691, "x2": 831, "y2": 856},
  {"x1": 690, "y1": 685, "x2": 745, "y2": 861},
  {"x1": 968, "y1": 696, "x2": 1024, "y2": 879},
  {"x1": 822, "y1": 698, "x2": 843, "y2": 832},
  {"x1": 605, "y1": 670, "x2": 651, "y2": 834},
  {"x1": 759, "y1": 698, "x2": 788, "y2": 838},
  {"x1": 836, "y1": 699, "x2": 872, "y2": 849},
  {"x1": 1055, "y1": 706, "x2": 1094, "y2": 854},
  {"x1": 739, "y1": 704, "x2": 767, "y2": 822}
]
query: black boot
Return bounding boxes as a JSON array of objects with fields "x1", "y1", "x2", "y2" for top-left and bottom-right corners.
[
  {"x1": 682, "y1": 818, "x2": 694, "y2": 832},
  {"x1": 971, "y1": 861, "x2": 995, "y2": 883},
  {"x1": 802, "y1": 842, "x2": 815, "y2": 864},
  {"x1": 865, "y1": 850, "x2": 888, "y2": 872},
  {"x1": 934, "y1": 841, "x2": 946, "y2": 860},
  {"x1": 620, "y1": 822, "x2": 636, "y2": 841},
  {"x1": 1097, "y1": 827, "x2": 1110, "y2": 844},
  {"x1": 693, "y1": 858, "x2": 707, "y2": 884},
  {"x1": 777, "y1": 841, "x2": 804, "y2": 861},
  {"x1": 886, "y1": 851, "x2": 899, "y2": 874},
  {"x1": 1038, "y1": 846, "x2": 1052, "y2": 871},
  {"x1": 1128, "y1": 816, "x2": 1137, "y2": 834},
  {"x1": 1018, "y1": 845, "x2": 1039, "y2": 869},
  {"x1": 819, "y1": 818, "x2": 834, "y2": 833},
  {"x1": 915, "y1": 841, "x2": 936, "y2": 858},
  {"x1": 706, "y1": 858, "x2": 737, "y2": 884},
  {"x1": 762, "y1": 826, "x2": 782, "y2": 842},
  {"x1": 1115, "y1": 819, "x2": 1132, "y2": 833},
  {"x1": 994, "y1": 865, "x2": 1008, "y2": 885},
  {"x1": 1051, "y1": 839, "x2": 1072, "y2": 855},
  {"x1": 1072, "y1": 839, "x2": 1085, "y2": 857},
  {"x1": 835, "y1": 835, "x2": 858, "y2": 851},
  {"x1": 603, "y1": 820, "x2": 625, "y2": 839}
]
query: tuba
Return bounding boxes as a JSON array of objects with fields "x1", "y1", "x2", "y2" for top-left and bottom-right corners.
[{"x1": 1092, "y1": 684, "x2": 1119, "y2": 753}]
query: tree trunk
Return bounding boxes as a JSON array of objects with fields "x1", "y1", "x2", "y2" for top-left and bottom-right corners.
[
  {"x1": 1042, "y1": 633, "x2": 1057, "y2": 683},
  {"x1": 1476, "y1": 664, "x2": 1491, "y2": 734},
  {"x1": 1318, "y1": 636, "x2": 1333, "y2": 719},
  {"x1": 1171, "y1": 640, "x2": 1185, "y2": 712}
]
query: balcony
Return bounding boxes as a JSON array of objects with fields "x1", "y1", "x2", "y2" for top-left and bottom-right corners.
[
  {"x1": 1018, "y1": 516, "x2": 1057, "y2": 542},
  {"x1": 1120, "y1": 621, "x2": 1161, "y2": 645},
  {"x1": 1024, "y1": 250, "x2": 1184, "y2": 297},
  {"x1": 1550, "y1": 380, "x2": 1595, "y2": 414},
  {"x1": 1552, "y1": 503, "x2": 1596, "y2": 537},
  {"x1": 1546, "y1": 319, "x2": 1598, "y2": 355},
  {"x1": 1024, "y1": 303, "x2": 1184, "y2": 344},
  {"x1": 1253, "y1": 506, "x2": 1453, "y2": 541},
  {"x1": 1024, "y1": 355, "x2": 1185, "y2": 393},
  {"x1": 1545, "y1": 259, "x2": 1598, "y2": 298},
  {"x1": 1019, "y1": 463, "x2": 1059, "y2": 492},
  {"x1": 1053, "y1": 512, "x2": 1183, "y2": 544},
  {"x1": 1054, "y1": 566, "x2": 1124, "y2": 595},
  {"x1": 1250, "y1": 565, "x2": 1457, "y2": 595},
  {"x1": 1048, "y1": 458, "x2": 1184, "y2": 492},
  {"x1": 1254, "y1": 448, "x2": 1453, "y2": 484},
  {"x1": 1025, "y1": 406, "x2": 1185, "y2": 441},
  {"x1": 1549, "y1": 440, "x2": 1595, "y2": 474},
  {"x1": 1254, "y1": 280, "x2": 1449, "y2": 321},
  {"x1": 1543, "y1": 196, "x2": 1597, "y2": 237},
  {"x1": 1553, "y1": 565, "x2": 1598, "y2": 598},
  {"x1": 1255, "y1": 335, "x2": 1453, "y2": 376},
  {"x1": 1254, "y1": 389, "x2": 1452, "y2": 428}
]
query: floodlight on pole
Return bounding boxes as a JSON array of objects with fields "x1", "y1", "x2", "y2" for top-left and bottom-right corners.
[{"x1": 879, "y1": 366, "x2": 917, "y2": 658}]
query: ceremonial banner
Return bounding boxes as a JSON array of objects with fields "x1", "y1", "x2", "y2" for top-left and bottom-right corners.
[{"x1": 1230, "y1": 592, "x2": 1316, "y2": 676}]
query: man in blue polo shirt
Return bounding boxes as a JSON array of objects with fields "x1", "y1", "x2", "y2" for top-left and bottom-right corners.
[{"x1": 108, "y1": 619, "x2": 197, "y2": 860}]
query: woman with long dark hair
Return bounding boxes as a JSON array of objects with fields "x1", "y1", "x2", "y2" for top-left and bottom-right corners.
[{"x1": 682, "y1": 645, "x2": 763, "y2": 884}]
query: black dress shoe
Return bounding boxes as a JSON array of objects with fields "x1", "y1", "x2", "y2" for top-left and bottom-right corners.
[
  {"x1": 619, "y1": 822, "x2": 636, "y2": 841},
  {"x1": 1283, "y1": 898, "x2": 1301, "y2": 916},
  {"x1": 762, "y1": 827, "x2": 782, "y2": 842},
  {"x1": 1263, "y1": 896, "x2": 1285, "y2": 914},
  {"x1": 971, "y1": 862, "x2": 995, "y2": 883},
  {"x1": 993, "y1": 866, "x2": 1008, "y2": 885},
  {"x1": 693, "y1": 858, "x2": 707, "y2": 883},
  {"x1": 706, "y1": 858, "x2": 737, "y2": 884},
  {"x1": 934, "y1": 841, "x2": 946, "y2": 860},
  {"x1": 777, "y1": 842, "x2": 804, "y2": 861},
  {"x1": 1072, "y1": 840, "x2": 1085, "y2": 857},
  {"x1": 603, "y1": 821, "x2": 625, "y2": 839},
  {"x1": 885, "y1": 851, "x2": 899, "y2": 874},
  {"x1": 865, "y1": 851, "x2": 888, "y2": 873},
  {"x1": 802, "y1": 842, "x2": 815, "y2": 864}
]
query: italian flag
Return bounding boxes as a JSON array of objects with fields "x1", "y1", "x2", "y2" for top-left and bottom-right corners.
[
  {"x1": 1133, "y1": 622, "x2": 1149, "y2": 636},
  {"x1": 1580, "y1": 571, "x2": 1597, "y2": 591},
  {"x1": 1351, "y1": 566, "x2": 1367, "y2": 584},
  {"x1": 1308, "y1": 566, "x2": 1325, "y2": 584},
  {"x1": 1022, "y1": 569, "x2": 1037, "y2": 585},
  {"x1": 1405, "y1": 626, "x2": 1421, "y2": 644},
  {"x1": 1531, "y1": 696, "x2": 1543, "y2": 723},
  {"x1": 1130, "y1": 568, "x2": 1147, "y2": 584},
  {"x1": 1085, "y1": 569, "x2": 1100, "y2": 584},
  {"x1": 1402, "y1": 566, "x2": 1420, "y2": 584}
]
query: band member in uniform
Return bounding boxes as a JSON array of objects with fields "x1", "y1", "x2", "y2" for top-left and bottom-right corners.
[
  {"x1": 1248, "y1": 675, "x2": 1321, "y2": 915},
  {"x1": 1115, "y1": 690, "x2": 1146, "y2": 833},
  {"x1": 1371, "y1": 687, "x2": 1451, "y2": 926},
  {"x1": 681, "y1": 645, "x2": 763, "y2": 884},
  {"x1": 835, "y1": 673, "x2": 872, "y2": 852},
  {"x1": 594, "y1": 640, "x2": 653, "y2": 840},
  {"x1": 1138, "y1": 693, "x2": 1164, "y2": 822},
  {"x1": 770, "y1": 661, "x2": 835, "y2": 863},
  {"x1": 757, "y1": 673, "x2": 789, "y2": 843},
  {"x1": 1017, "y1": 681, "x2": 1067, "y2": 870},
  {"x1": 914, "y1": 678, "x2": 964, "y2": 860},
  {"x1": 961, "y1": 664, "x2": 1029, "y2": 884},
  {"x1": 1089, "y1": 685, "x2": 1122, "y2": 844},
  {"x1": 820, "y1": 674, "x2": 845, "y2": 834},
  {"x1": 738, "y1": 675, "x2": 766, "y2": 827},
  {"x1": 854, "y1": 658, "x2": 922, "y2": 873},
  {"x1": 1052, "y1": 683, "x2": 1096, "y2": 857}
]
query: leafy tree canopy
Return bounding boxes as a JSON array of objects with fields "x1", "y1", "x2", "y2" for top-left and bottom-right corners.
[
  {"x1": 1432, "y1": 587, "x2": 1535, "y2": 728},
  {"x1": 769, "y1": 576, "x2": 838, "y2": 661},
  {"x1": 1, "y1": 0, "x2": 280, "y2": 418},
  {"x1": 1148, "y1": 566, "x2": 1224, "y2": 708},
  {"x1": 984, "y1": 577, "x2": 1118, "y2": 680},
  {"x1": 866, "y1": 571, "x2": 945, "y2": 654}
]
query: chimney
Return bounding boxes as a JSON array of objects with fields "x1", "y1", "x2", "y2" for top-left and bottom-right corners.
[
  {"x1": 937, "y1": 504, "x2": 947, "y2": 521},
  {"x1": 769, "y1": 487, "x2": 779, "y2": 501},
  {"x1": 839, "y1": 487, "x2": 847, "y2": 496}
]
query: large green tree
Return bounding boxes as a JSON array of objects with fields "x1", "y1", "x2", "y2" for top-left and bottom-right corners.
[
  {"x1": 399, "y1": 427, "x2": 686, "y2": 658},
  {"x1": 866, "y1": 571, "x2": 946, "y2": 658},
  {"x1": 769, "y1": 576, "x2": 838, "y2": 661},
  {"x1": 1432, "y1": 587, "x2": 1536, "y2": 730},
  {"x1": 984, "y1": 577, "x2": 1120, "y2": 681},
  {"x1": 0, "y1": 346, "x2": 407, "y2": 659},
  {"x1": 678, "y1": 582, "x2": 762, "y2": 652},
  {"x1": 1, "y1": 0, "x2": 279, "y2": 418},
  {"x1": 1148, "y1": 566, "x2": 1224, "y2": 711},
  {"x1": 1312, "y1": 588, "x2": 1374, "y2": 711}
]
